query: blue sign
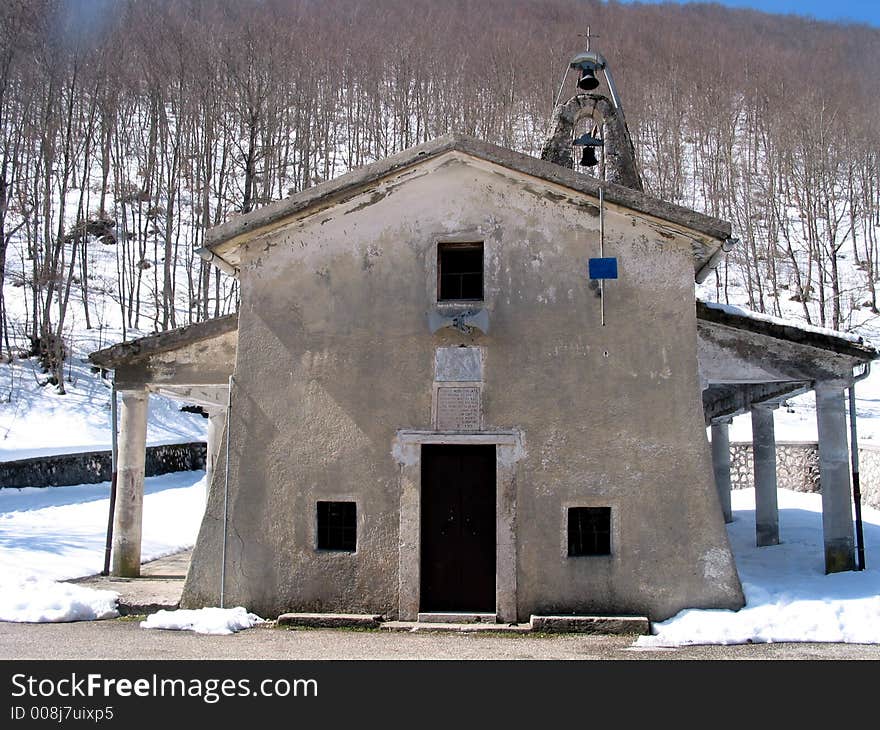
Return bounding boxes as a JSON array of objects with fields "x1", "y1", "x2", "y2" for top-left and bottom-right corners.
[{"x1": 588, "y1": 257, "x2": 618, "y2": 280}]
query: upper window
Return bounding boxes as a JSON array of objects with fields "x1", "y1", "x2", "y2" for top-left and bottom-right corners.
[
  {"x1": 317, "y1": 501, "x2": 357, "y2": 552},
  {"x1": 568, "y1": 507, "x2": 611, "y2": 557},
  {"x1": 438, "y1": 242, "x2": 483, "y2": 301}
]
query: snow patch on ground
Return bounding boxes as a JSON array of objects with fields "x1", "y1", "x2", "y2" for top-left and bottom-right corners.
[
  {"x1": 0, "y1": 471, "x2": 205, "y2": 624},
  {"x1": 636, "y1": 487, "x2": 880, "y2": 647},
  {"x1": 0, "y1": 471, "x2": 206, "y2": 583},
  {"x1": 140, "y1": 607, "x2": 264, "y2": 635},
  {"x1": 0, "y1": 578, "x2": 119, "y2": 623}
]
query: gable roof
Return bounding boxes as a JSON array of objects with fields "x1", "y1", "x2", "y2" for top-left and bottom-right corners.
[{"x1": 199, "y1": 133, "x2": 733, "y2": 274}]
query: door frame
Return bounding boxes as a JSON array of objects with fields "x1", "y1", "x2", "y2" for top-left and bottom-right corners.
[{"x1": 393, "y1": 429, "x2": 524, "y2": 622}]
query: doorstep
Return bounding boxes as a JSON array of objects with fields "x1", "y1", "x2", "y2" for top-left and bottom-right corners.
[
  {"x1": 417, "y1": 612, "x2": 497, "y2": 624},
  {"x1": 276, "y1": 613, "x2": 383, "y2": 629},
  {"x1": 272, "y1": 612, "x2": 650, "y2": 635},
  {"x1": 382, "y1": 621, "x2": 532, "y2": 633},
  {"x1": 529, "y1": 614, "x2": 650, "y2": 635}
]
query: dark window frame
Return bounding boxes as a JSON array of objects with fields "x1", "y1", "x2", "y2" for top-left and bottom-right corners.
[
  {"x1": 316, "y1": 501, "x2": 357, "y2": 552},
  {"x1": 437, "y1": 241, "x2": 484, "y2": 302},
  {"x1": 567, "y1": 506, "x2": 612, "y2": 557}
]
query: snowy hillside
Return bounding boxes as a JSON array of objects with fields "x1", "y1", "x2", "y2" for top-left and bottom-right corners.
[
  {"x1": 0, "y1": 201, "x2": 210, "y2": 459},
  {"x1": 0, "y1": 356, "x2": 206, "y2": 462},
  {"x1": 1, "y1": 0, "x2": 877, "y2": 454},
  {"x1": 2, "y1": 190, "x2": 879, "y2": 455}
]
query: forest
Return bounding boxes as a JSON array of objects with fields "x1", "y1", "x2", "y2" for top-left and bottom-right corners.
[{"x1": 1, "y1": 0, "x2": 878, "y2": 390}]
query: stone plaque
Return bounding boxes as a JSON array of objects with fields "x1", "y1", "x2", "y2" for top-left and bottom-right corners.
[
  {"x1": 435, "y1": 386, "x2": 481, "y2": 430},
  {"x1": 434, "y1": 347, "x2": 482, "y2": 382}
]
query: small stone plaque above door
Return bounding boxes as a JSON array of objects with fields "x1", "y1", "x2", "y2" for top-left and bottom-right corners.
[
  {"x1": 434, "y1": 347, "x2": 482, "y2": 382},
  {"x1": 432, "y1": 347, "x2": 483, "y2": 431},
  {"x1": 434, "y1": 385, "x2": 481, "y2": 431}
]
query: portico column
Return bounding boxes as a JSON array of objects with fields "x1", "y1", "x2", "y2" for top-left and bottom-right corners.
[
  {"x1": 205, "y1": 407, "x2": 227, "y2": 506},
  {"x1": 815, "y1": 381, "x2": 856, "y2": 573},
  {"x1": 111, "y1": 387, "x2": 149, "y2": 577},
  {"x1": 751, "y1": 404, "x2": 779, "y2": 546},
  {"x1": 711, "y1": 419, "x2": 733, "y2": 523}
]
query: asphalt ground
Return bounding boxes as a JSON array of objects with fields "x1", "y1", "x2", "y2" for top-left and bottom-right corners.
[
  {"x1": 4, "y1": 565, "x2": 876, "y2": 725},
  {"x1": 3, "y1": 550, "x2": 875, "y2": 661},
  {"x1": 3, "y1": 619, "x2": 880, "y2": 660}
]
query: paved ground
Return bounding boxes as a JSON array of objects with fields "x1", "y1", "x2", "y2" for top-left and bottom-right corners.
[
  {"x1": 71, "y1": 550, "x2": 191, "y2": 614},
  {"x1": 0, "y1": 551, "x2": 874, "y2": 660},
  {"x1": 4, "y1": 620, "x2": 880, "y2": 660}
]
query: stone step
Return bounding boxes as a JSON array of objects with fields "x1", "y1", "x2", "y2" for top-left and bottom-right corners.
[
  {"x1": 529, "y1": 614, "x2": 650, "y2": 635},
  {"x1": 276, "y1": 612, "x2": 383, "y2": 629},
  {"x1": 118, "y1": 600, "x2": 179, "y2": 617},
  {"x1": 417, "y1": 612, "x2": 497, "y2": 624},
  {"x1": 382, "y1": 621, "x2": 532, "y2": 633}
]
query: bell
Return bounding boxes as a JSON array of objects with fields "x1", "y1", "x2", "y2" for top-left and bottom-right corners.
[
  {"x1": 573, "y1": 133, "x2": 603, "y2": 147},
  {"x1": 577, "y1": 68, "x2": 599, "y2": 91},
  {"x1": 580, "y1": 146, "x2": 599, "y2": 167}
]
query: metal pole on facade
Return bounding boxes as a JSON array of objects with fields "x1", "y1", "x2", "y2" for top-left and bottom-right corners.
[
  {"x1": 599, "y1": 186, "x2": 605, "y2": 327},
  {"x1": 101, "y1": 376, "x2": 119, "y2": 576},
  {"x1": 220, "y1": 375, "x2": 234, "y2": 608}
]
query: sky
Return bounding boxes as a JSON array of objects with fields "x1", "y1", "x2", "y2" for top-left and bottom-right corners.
[{"x1": 616, "y1": 0, "x2": 880, "y2": 27}]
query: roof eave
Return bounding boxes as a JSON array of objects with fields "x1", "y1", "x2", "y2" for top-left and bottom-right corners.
[
  {"x1": 696, "y1": 300, "x2": 878, "y2": 361},
  {"x1": 202, "y1": 133, "x2": 732, "y2": 269},
  {"x1": 89, "y1": 313, "x2": 239, "y2": 369}
]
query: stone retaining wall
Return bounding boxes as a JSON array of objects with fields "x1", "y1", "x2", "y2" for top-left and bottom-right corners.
[
  {"x1": 730, "y1": 441, "x2": 880, "y2": 509},
  {"x1": 0, "y1": 442, "x2": 206, "y2": 489}
]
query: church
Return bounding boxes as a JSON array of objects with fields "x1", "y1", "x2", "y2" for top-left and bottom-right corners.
[{"x1": 91, "y1": 49, "x2": 876, "y2": 625}]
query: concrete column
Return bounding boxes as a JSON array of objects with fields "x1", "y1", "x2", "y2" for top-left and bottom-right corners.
[
  {"x1": 815, "y1": 381, "x2": 856, "y2": 573},
  {"x1": 711, "y1": 419, "x2": 733, "y2": 523},
  {"x1": 495, "y1": 444, "x2": 518, "y2": 624},
  {"x1": 111, "y1": 388, "x2": 149, "y2": 577},
  {"x1": 751, "y1": 404, "x2": 779, "y2": 547},
  {"x1": 395, "y1": 441, "x2": 421, "y2": 622},
  {"x1": 205, "y1": 408, "x2": 227, "y2": 506}
]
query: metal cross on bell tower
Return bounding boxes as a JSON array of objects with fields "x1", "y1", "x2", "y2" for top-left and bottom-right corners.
[{"x1": 579, "y1": 25, "x2": 599, "y2": 53}]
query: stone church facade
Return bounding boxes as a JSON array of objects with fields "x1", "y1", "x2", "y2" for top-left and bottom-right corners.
[{"x1": 177, "y1": 135, "x2": 746, "y2": 622}]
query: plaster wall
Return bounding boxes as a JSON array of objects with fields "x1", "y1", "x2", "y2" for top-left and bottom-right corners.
[{"x1": 181, "y1": 154, "x2": 743, "y2": 621}]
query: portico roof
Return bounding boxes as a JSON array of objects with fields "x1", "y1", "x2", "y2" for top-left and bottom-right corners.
[{"x1": 697, "y1": 300, "x2": 877, "y2": 423}]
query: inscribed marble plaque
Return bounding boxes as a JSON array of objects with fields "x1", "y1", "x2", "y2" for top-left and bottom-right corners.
[{"x1": 435, "y1": 386, "x2": 481, "y2": 430}]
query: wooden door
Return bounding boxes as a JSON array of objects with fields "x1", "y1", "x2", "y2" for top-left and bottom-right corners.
[{"x1": 420, "y1": 444, "x2": 496, "y2": 612}]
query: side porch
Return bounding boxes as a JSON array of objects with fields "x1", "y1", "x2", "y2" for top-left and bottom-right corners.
[
  {"x1": 698, "y1": 300, "x2": 877, "y2": 572},
  {"x1": 89, "y1": 314, "x2": 238, "y2": 577}
]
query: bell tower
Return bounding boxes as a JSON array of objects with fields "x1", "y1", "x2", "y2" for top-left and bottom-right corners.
[{"x1": 540, "y1": 28, "x2": 643, "y2": 192}]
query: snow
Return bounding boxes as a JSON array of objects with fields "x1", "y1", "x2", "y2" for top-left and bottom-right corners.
[
  {"x1": 0, "y1": 578, "x2": 118, "y2": 623},
  {"x1": 141, "y1": 607, "x2": 264, "y2": 635},
  {"x1": 0, "y1": 468, "x2": 265, "y2": 633},
  {"x1": 637, "y1": 487, "x2": 880, "y2": 647},
  {"x1": 0, "y1": 356, "x2": 207, "y2": 462},
  {"x1": 0, "y1": 470, "x2": 206, "y2": 623}
]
